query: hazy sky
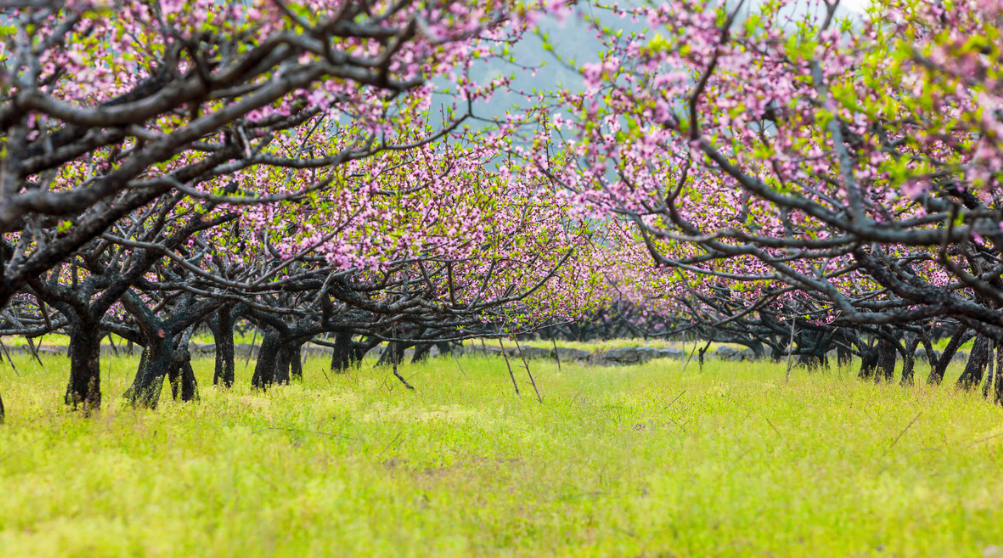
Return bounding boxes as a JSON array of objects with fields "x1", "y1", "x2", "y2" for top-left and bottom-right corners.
[{"x1": 433, "y1": 0, "x2": 871, "y2": 123}]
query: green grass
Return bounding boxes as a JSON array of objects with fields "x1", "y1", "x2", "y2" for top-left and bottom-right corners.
[
  {"x1": 1, "y1": 353, "x2": 1002, "y2": 557},
  {"x1": 477, "y1": 337, "x2": 744, "y2": 353}
]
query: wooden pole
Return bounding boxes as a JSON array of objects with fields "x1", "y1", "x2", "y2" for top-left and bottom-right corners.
[
  {"x1": 785, "y1": 319, "x2": 796, "y2": 383},
  {"x1": 498, "y1": 338, "x2": 520, "y2": 396},
  {"x1": 514, "y1": 338, "x2": 543, "y2": 403}
]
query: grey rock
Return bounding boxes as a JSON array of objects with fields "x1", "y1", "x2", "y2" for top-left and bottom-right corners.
[
  {"x1": 636, "y1": 347, "x2": 659, "y2": 361},
  {"x1": 465, "y1": 345, "x2": 504, "y2": 357},
  {"x1": 516, "y1": 346, "x2": 552, "y2": 359},
  {"x1": 604, "y1": 347, "x2": 655, "y2": 365},
  {"x1": 553, "y1": 347, "x2": 592, "y2": 361},
  {"x1": 234, "y1": 343, "x2": 261, "y2": 358},
  {"x1": 726, "y1": 349, "x2": 756, "y2": 362},
  {"x1": 714, "y1": 346, "x2": 738, "y2": 358},
  {"x1": 656, "y1": 348, "x2": 685, "y2": 360},
  {"x1": 188, "y1": 342, "x2": 215, "y2": 356}
]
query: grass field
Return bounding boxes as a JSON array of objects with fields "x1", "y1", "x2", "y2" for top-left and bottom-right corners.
[{"x1": 1, "y1": 352, "x2": 1002, "y2": 557}]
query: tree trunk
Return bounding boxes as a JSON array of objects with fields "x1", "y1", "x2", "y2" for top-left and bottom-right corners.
[
  {"x1": 211, "y1": 307, "x2": 235, "y2": 387},
  {"x1": 275, "y1": 343, "x2": 293, "y2": 385},
  {"x1": 929, "y1": 327, "x2": 971, "y2": 385},
  {"x1": 698, "y1": 340, "x2": 711, "y2": 369},
  {"x1": 797, "y1": 353, "x2": 823, "y2": 370},
  {"x1": 288, "y1": 342, "x2": 304, "y2": 382},
  {"x1": 125, "y1": 338, "x2": 173, "y2": 409},
  {"x1": 995, "y1": 347, "x2": 1003, "y2": 405},
  {"x1": 875, "y1": 339, "x2": 896, "y2": 383},
  {"x1": 412, "y1": 343, "x2": 432, "y2": 363},
  {"x1": 901, "y1": 334, "x2": 919, "y2": 386},
  {"x1": 796, "y1": 330, "x2": 822, "y2": 370},
  {"x1": 836, "y1": 345, "x2": 853, "y2": 367},
  {"x1": 983, "y1": 341, "x2": 995, "y2": 399},
  {"x1": 330, "y1": 332, "x2": 354, "y2": 372},
  {"x1": 180, "y1": 360, "x2": 199, "y2": 401},
  {"x1": 66, "y1": 323, "x2": 102, "y2": 410},
  {"x1": 0, "y1": 386, "x2": 5, "y2": 424},
  {"x1": 957, "y1": 335, "x2": 990, "y2": 391},
  {"x1": 435, "y1": 342, "x2": 452, "y2": 356},
  {"x1": 920, "y1": 333, "x2": 939, "y2": 370},
  {"x1": 858, "y1": 348, "x2": 878, "y2": 380},
  {"x1": 169, "y1": 352, "x2": 200, "y2": 402},
  {"x1": 377, "y1": 341, "x2": 408, "y2": 367},
  {"x1": 251, "y1": 332, "x2": 281, "y2": 389}
]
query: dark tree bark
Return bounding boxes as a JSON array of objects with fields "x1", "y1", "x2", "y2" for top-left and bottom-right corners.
[
  {"x1": 957, "y1": 335, "x2": 991, "y2": 391},
  {"x1": 796, "y1": 330, "x2": 824, "y2": 370},
  {"x1": 901, "y1": 334, "x2": 919, "y2": 385},
  {"x1": 210, "y1": 306, "x2": 235, "y2": 387},
  {"x1": 121, "y1": 289, "x2": 221, "y2": 408},
  {"x1": 920, "y1": 332, "x2": 939, "y2": 371},
  {"x1": 251, "y1": 331, "x2": 282, "y2": 389},
  {"x1": 284, "y1": 342, "x2": 304, "y2": 382},
  {"x1": 836, "y1": 345, "x2": 853, "y2": 367},
  {"x1": 875, "y1": 338, "x2": 896, "y2": 383},
  {"x1": 412, "y1": 343, "x2": 433, "y2": 363},
  {"x1": 698, "y1": 340, "x2": 711, "y2": 369},
  {"x1": 984, "y1": 341, "x2": 995, "y2": 399},
  {"x1": 330, "y1": 332, "x2": 355, "y2": 372},
  {"x1": 995, "y1": 347, "x2": 1003, "y2": 405},
  {"x1": 179, "y1": 361, "x2": 200, "y2": 401},
  {"x1": 929, "y1": 327, "x2": 972, "y2": 385},
  {"x1": 377, "y1": 341, "x2": 408, "y2": 367},
  {"x1": 858, "y1": 347, "x2": 878, "y2": 380},
  {"x1": 435, "y1": 342, "x2": 452, "y2": 356},
  {"x1": 125, "y1": 337, "x2": 174, "y2": 409},
  {"x1": 274, "y1": 343, "x2": 293, "y2": 385},
  {"x1": 169, "y1": 357, "x2": 200, "y2": 402},
  {"x1": 0, "y1": 385, "x2": 5, "y2": 424},
  {"x1": 65, "y1": 322, "x2": 102, "y2": 410},
  {"x1": 354, "y1": 335, "x2": 381, "y2": 363}
]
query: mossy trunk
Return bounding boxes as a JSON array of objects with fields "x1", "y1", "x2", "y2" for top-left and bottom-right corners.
[
  {"x1": 957, "y1": 335, "x2": 991, "y2": 391},
  {"x1": 66, "y1": 323, "x2": 102, "y2": 411}
]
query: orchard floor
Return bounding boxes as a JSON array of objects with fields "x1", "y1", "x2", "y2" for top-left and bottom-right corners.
[{"x1": 1, "y1": 353, "x2": 1003, "y2": 558}]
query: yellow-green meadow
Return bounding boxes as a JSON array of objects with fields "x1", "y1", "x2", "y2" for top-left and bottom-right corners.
[{"x1": 1, "y1": 353, "x2": 1002, "y2": 557}]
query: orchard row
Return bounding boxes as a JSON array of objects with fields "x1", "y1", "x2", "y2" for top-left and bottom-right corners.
[{"x1": 0, "y1": 0, "x2": 1000, "y2": 417}]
